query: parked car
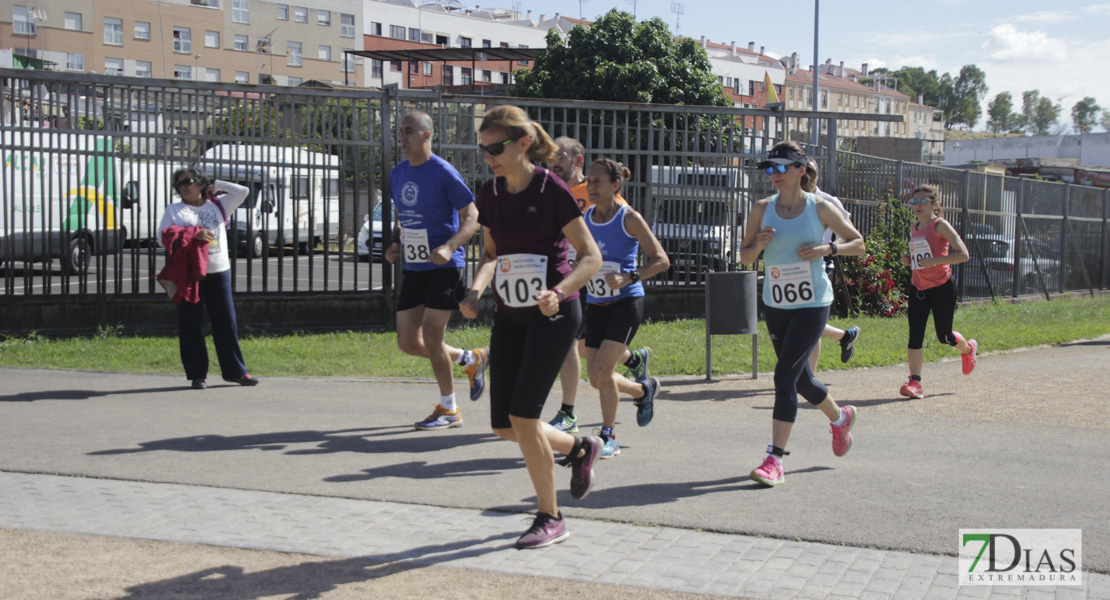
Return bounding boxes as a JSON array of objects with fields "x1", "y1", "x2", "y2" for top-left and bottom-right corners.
[
  {"x1": 356, "y1": 203, "x2": 383, "y2": 261},
  {"x1": 958, "y1": 235, "x2": 1067, "y2": 297}
]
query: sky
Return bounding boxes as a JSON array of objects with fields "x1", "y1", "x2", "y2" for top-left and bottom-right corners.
[{"x1": 515, "y1": 0, "x2": 1110, "y2": 131}]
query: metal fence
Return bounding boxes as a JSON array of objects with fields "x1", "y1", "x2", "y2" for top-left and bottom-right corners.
[{"x1": 2, "y1": 68, "x2": 1107, "y2": 313}]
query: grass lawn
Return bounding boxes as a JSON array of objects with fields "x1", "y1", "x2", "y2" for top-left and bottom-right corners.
[{"x1": 2, "y1": 296, "x2": 1108, "y2": 379}]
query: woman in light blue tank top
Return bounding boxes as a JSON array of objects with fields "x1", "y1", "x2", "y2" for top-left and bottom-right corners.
[
  {"x1": 582, "y1": 158, "x2": 671, "y2": 459},
  {"x1": 738, "y1": 141, "x2": 866, "y2": 488}
]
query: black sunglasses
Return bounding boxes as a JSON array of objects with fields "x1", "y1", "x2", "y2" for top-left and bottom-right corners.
[
  {"x1": 478, "y1": 137, "x2": 519, "y2": 157},
  {"x1": 175, "y1": 177, "x2": 198, "y2": 188}
]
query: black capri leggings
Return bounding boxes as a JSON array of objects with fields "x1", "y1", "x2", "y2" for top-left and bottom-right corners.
[
  {"x1": 907, "y1": 278, "x2": 959, "y2": 350},
  {"x1": 489, "y1": 299, "x2": 582, "y2": 430},
  {"x1": 763, "y1": 305, "x2": 830, "y2": 423}
]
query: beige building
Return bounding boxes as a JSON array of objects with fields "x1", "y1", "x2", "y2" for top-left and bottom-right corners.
[
  {"x1": 1, "y1": 0, "x2": 363, "y2": 84},
  {"x1": 781, "y1": 59, "x2": 922, "y2": 141}
]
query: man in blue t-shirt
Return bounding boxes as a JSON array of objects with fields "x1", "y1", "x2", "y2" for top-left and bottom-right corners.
[{"x1": 384, "y1": 111, "x2": 488, "y2": 431}]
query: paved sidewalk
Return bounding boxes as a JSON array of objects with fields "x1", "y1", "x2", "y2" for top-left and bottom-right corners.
[{"x1": 4, "y1": 471, "x2": 1105, "y2": 599}]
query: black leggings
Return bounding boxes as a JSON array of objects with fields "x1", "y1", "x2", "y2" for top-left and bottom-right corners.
[
  {"x1": 763, "y1": 305, "x2": 830, "y2": 423},
  {"x1": 907, "y1": 278, "x2": 959, "y2": 350},
  {"x1": 488, "y1": 300, "x2": 581, "y2": 430}
]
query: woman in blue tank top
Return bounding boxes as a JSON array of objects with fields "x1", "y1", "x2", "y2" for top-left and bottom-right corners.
[
  {"x1": 738, "y1": 141, "x2": 865, "y2": 487},
  {"x1": 582, "y1": 158, "x2": 670, "y2": 460}
]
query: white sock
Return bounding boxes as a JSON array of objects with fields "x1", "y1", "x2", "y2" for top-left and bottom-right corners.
[
  {"x1": 831, "y1": 409, "x2": 848, "y2": 427},
  {"x1": 455, "y1": 350, "x2": 470, "y2": 366},
  {"x1": 440, "y1": 393, "x2": 457, "y2": 411},
  {"x1": 768, "y1": 454, "x2": 782, "y2": 465}
]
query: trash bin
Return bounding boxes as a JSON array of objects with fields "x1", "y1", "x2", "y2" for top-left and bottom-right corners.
[{"x1": 705, "y1": 270, "x2": 759, "y2": 380}]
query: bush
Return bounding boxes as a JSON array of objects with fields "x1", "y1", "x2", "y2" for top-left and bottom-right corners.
[{"x1": 839, "y1": 196, "x2": 915, "y2": 317}]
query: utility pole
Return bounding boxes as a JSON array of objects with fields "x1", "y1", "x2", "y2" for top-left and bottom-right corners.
[
  {"x1": 812, "y1": 0, "x2": 820, "y2": 147},
  {"x1": 670, "y1": 2, "x2": 684, "y2": 30},
  {"x1": 153, "y1": 0, "x2": 167, "y2": 78},
  {"x1": 29, "y1": 6, "x2": 47, "y2": 65}
]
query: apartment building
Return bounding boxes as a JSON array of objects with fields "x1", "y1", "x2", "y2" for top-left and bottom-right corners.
[
  {"x1": 361, "y1": 0, "x2": 548, "y2": 89},
  {"x1": 782, "y1": 59, "x2": 915, "y2": 140},
  {"x1": 0, "y1": 0, "x2": 363, "y2": 85}
]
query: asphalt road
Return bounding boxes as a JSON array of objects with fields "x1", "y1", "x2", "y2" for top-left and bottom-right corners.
[{"x1": 1, "y1": 338, "x2": 1107, "y2": 572}]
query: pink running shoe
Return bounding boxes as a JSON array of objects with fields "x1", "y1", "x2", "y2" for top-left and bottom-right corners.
[
  {"x1": 830, "y1": 405, "x2": 857, "y2": 457},
  {"x1": 962, "y1": 339, "x2": 978, "y2": 375},
  {"x1": 750, "y1": 455, "x2": 784, "y2": 486},
  {"x1": 899, "y1": 377, "x2": 924, "y2": 399}
]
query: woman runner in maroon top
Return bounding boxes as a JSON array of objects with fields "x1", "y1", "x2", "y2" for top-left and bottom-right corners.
[{"x1": 459, "y1": 105, "x2": 604, "y2": 550}]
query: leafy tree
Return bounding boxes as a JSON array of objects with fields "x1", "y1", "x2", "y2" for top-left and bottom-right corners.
[
  {"x1": 511, "y1": 9, "x2": 741, "y2": 174},
  {"x1": 1071, "y1": 97, "x2": 1101, "y2": 134},
  {"x1": 512, "y1": 9, "x2": 730, "y2": 107},
  {"x1": 1100, "y1": 109, "x2": 1110, "y2": 132},
  {"x1": 207, "y1": 102, "x2": 283, "y2": 141},
  {"x1": 948, "y1": 65, "x2": 988, "y2": 129},
  {"x1": 1032, "y1": 96, "x2": 1062, "y2": 135},
  {"x1": 986, "y1": 92, "x2": 1014, "y2": 133}
]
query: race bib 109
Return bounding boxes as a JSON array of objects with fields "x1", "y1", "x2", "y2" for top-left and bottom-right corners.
[{"x1": 910, "y1": 239, "x2": 933, "y2": 270}]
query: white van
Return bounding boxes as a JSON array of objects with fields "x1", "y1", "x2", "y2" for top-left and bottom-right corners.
[
  {"x1": 201, "y1": 144, "x2": 341, "y2": 257},
  {"x1": 118, "y1": 160, "x2": 185, "y2": 245},
  {"x1": 0, "y1": 130, "x2": 131, "y2": 274},
  {"x1": 649, "y1": 165, "x2": 748, "y2": 273}
]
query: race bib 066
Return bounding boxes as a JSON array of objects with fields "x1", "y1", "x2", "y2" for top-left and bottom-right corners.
[{"x1": 767, "y1": 262, "x2": 816, "y2": 307}]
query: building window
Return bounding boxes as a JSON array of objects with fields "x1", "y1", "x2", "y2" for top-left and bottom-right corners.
[
  {"x1": 748, "y1": 81, "x2": 755, "y2": 96},
  {"x1": 500, "y1": 41, "x2": 509, "y2": 48},
  {"x1": 134, "y1": 21, "x2": 150, "y2": 40},
  {"x1": 517, "y1": 44, "x2": 529, "y2": 65},
  {"x1": 341, "y1": 50, "x2": 356, "y2": 72},
  {"x1": 421, "y1": 31, "x2": 433, "y2": 43},
  {"x1": 461, "y1": 67, "x2": 472, "y2": 85},
  {"x1": 390, "y1": 25, "x2": 405, "y2": 39},
  {"x1": 64, "y1": 12, "x2": 83, "y2": 31},
  {"x1": 423, "y1": 62, "x2": 432, "y2": 76},
  {"x1": 482, "y1": 39, "x2": 492, "y2": 48},
  {"x1": 190, "y1": 0, "x2": 219, "y2": 7},
  {"x1": 136, "y1": 60, "x2": 151, "y2": 77},
  {"x1": 205, "y1": 68, "x2": 219, "y2": 82},
  {"x1": 482, "y1": 70, "x2": 491, "y2": 83},
  {"x1": 234, "y1": 34, "x2": 248, "y2": 50},
  {"x1": 371, "y1": 58, "x2": 382, "y2": 78},
  {"x1": 821, "y1": 91, "x2": 828, "y2": 108},
  {"x1": 369, "y1": 21, "x2": 381, "y2": 36},
  {"x1": 66, "y1": 53, "x2": 84, "y2": 71},
  {"x1": 174, "y1": 65, "x2": 191, "y2": 79},
  {"x1": 436, "y1": 34, "x2": 448, "y2": 46},
  {"x1": 13, "y1": 6, "x2": 35, "y2": 35},
  {"x1": 341, "y1": 14, "x2": 355, "y2": 37},
  {"x1": 257, "y1": 37, "x2": 270, "y2": 53},
  {"x1": 501, "y1": 72, "x2": 510, "y2": 84},
  {"x1": 205, "y1": 30, "x2": 219, "y2": 48},
  {"x1": 318, "y1": 10, "x2": 330, "y2": 25},
  {"x1": 294, "y1": 7, "x2": 307, "y2": 22},
  {"x1": 287, "y1": 41, "x2": 302, "y2": 66},
  {"x1": 288, "y1": 76, "x2": 302, "y2": 86},
  {"x1": 459, "y1": 36, "x2": 472, "y2": 48},
  {"x1": 389, "y1": 60, "x2": 401, "y2": 72},
  {"x1": 104, "y1": 17, "x2": 123, "y2": 45},
  {"x1": 277, "y1": 4, "x2": 288, "y2": 20},
  {"x1": 232, "y1": 0, "x2": 249, "y2": 24},
  {"x1": 235, "y1": 71, "x2": 249, "y2": 83},
  {"x1": 173, "y1": 28, "x2": 191, "y2": 53},
  {"x1": 409, "y1": 61, "x2": 419, "y2": 74},
  {"x1": 106, "y1": 57, "x2": 124, "y2": 76},
  {"x1": 408, "y1": 27, "x2": 420, "y2": 41},
  {"x1": 318, "y1": 45, "x2": 331, "y2": 61},
  {"x1": 442, "y1": 65, "x2": 453, "y2": 85}
]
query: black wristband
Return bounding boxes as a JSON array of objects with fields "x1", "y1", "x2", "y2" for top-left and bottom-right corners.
[
  {"x1": 829, "y1": 242, "x2": 838, "y2": 256},
  {"x1": 629, "y1": 271, "x2": 641, "y2": 283}
]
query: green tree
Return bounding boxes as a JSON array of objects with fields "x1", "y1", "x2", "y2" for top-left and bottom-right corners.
[
  {"x1": 1071, "y1": 97, "x2": 1101, "y2": 134},
  {"x1": 1100, "y1": 109, "x2": 1110, "y2": 132},
  {"x1": 207, "y1": 101, "x2": 283, "y2": 141},
  {"x1": 512, "y1": 10, "x2": 730, "y2": 106},
  {"x1": 1032, "y1": 96, "x2": 1062, "y2": 135},
  {"x1": 986, "y1": 92, "x2": 1014, "y2": 133},
  {"x1": 947, "y1": 65, "x2": 988, "y2": 130}
]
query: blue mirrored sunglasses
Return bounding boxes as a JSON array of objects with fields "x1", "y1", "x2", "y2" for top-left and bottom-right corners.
[
  {"x1": 906, "y1": 198, "x2": 935, "y2": 206},
  {"x1": 764, "y1": 164, "x2": 790, "y2": 175}
]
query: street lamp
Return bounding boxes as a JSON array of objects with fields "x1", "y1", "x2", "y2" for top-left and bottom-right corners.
[
  {"x1": 194, "y1": 54, "x2": 201, "y2": 80},
  {"x1": 28, "y1": 6, "x2": 47, "y2": 64}
]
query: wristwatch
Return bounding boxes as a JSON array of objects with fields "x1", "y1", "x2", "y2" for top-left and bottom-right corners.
[{"x1": 629, "y1": 271, "x2": 641, "y2": 283}]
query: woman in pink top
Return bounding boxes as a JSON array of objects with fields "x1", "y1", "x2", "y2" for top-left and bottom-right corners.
[{"x1": 898, "y1": 184, "x2": 978, "y2": 399}]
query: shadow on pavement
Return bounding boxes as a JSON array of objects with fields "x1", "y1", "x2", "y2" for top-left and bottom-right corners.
[
  {"x1": 0, "y1": 387, "x2": 184, "y2": 402},
  {"x1": 660, "y1": 387, "x2": 774, "y2": 402},
  {"x1": 325, "y1": 457, "x2": 526, "y2": 482},
  {"x1": 87, "y1": 427, "x2": 500, "y2": 456},
  {"x1": 117, "y1": 532, "x2": 517, "y2": 600}
]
